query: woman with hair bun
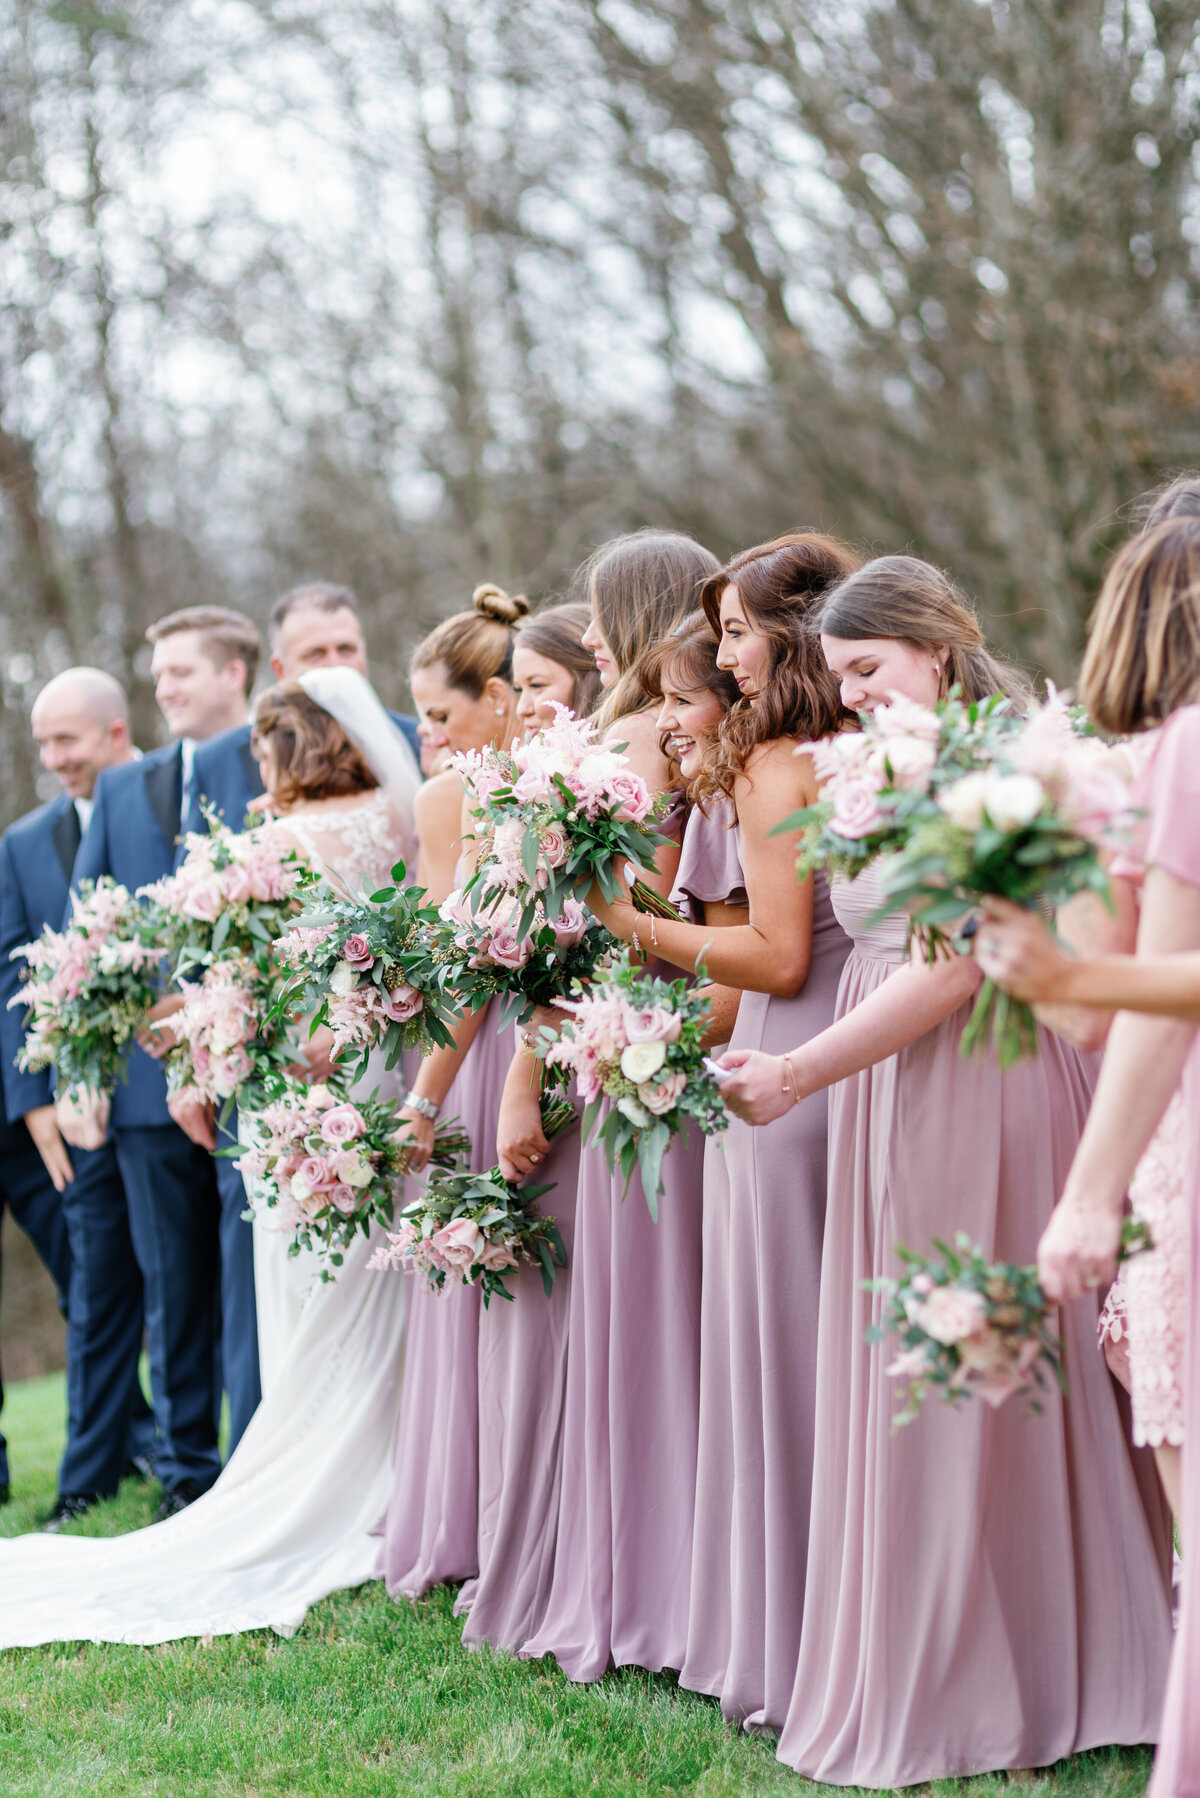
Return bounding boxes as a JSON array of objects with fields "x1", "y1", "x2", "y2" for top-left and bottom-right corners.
[
  {"x1": 378, "y1": 582, "x2": 528, "y2": 1602},
  {"x1": 457, "y1": 600, "x2": 599, "y2": 1652},
  {"x1": 719, "y1": 555, "x2": 1172, "y2": 1786},
  {"x1": 518, "y1": 529, "x2": 725, "y2": 1680},
  {"x1": 588, "y1": 533, "x2": 857, "y2": 1730}
]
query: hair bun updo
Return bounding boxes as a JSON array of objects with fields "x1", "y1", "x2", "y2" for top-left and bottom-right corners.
[{"x1": 472, "y1": 583, "x2": 531, "y2": 626}]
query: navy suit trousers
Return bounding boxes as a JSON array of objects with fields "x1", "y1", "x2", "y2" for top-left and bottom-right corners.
[
  {"x1": 0, "y1": 1138, "x2": 71, "y2": 1487},
  {"x1": 114, "y1": 1125, "x2": 223, "y2": 1493},
  {"x1": 213, "y1": 1106, "x2": 260, "y2": 1451},
  {"x1": 57, "y1": 1141, "x2": 157, "y2": 1498}
]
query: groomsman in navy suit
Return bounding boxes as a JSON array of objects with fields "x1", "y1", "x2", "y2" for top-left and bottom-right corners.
[
  {"x1": 67, "y1": 608, "x2": 263, "y2": 1516},
  {"x1": 186, "y1": 581, "x2": 422, "y2": 836},
  {"x1": 0, "y1": 668, "x2": 158, "y2": 1525}
]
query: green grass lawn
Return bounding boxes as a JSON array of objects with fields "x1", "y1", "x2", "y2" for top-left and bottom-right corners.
[{"x1": 0, "y1": 1372, "x2": 1155, "y2": 1798}]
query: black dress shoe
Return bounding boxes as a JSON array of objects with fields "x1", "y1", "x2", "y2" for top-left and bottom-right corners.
[
  {"x1": 155, "y1": 1478, "x2": 207, "y2": 1520},
  {"x1": 42, "y1": 1493, "x2": 97, "y2": 1532},
  {"x1": 123, "y1": 1454, "x2": 158, "y2": 1484}
]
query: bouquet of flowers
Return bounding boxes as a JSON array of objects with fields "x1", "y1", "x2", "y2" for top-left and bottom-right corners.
[
  {"x1": 10, "y1": 878, "x2": 164, "y2": 1104},
  {"x1": 431, "y1": 885, "x2": 614, "y2": 1026},
  {"x1": 140, "y1": 814, "x2": 317, "y2": 978},
  {"x1": 534, "y1": 950, "x2": 726, "y2": 1217},
  {"x1": 455, "y1": 704, "x2": 677, "y2": 928},
  {"x1": 166, "y1": 954, "x2": 294, "y2": 1113},
  {"x1": 868, "y1": 1217, "x2": 1153, "y2": 1428},
  {"x1": 789, "y1": 689, "x2": 1136, "y2": 1064},
  {"x1": 236, "y1": 1077, "x2": 470, "y2": 1275},
  {"x1": 141, "y1": 817, "x2": 323, "y2": 1108},
  {"x1": 274, "y1": 864, "x2": 464, "y2": 1079},
  {"x1": 369, "y1": 1093, "x2": 573, "y2": 1305}
]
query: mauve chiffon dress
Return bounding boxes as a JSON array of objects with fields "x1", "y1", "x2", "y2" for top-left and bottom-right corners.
[
  {"x1": 776, "y1": 866, "x2": 1174, "y2": 1787},
  {"x1": 517, "y1": 802, "x2": 736, "y2": 1681},
  {"x1": 680, "y1": 866, "x2": 850, "y2": 1731},
  {"x1": 458, "y1": 1095, "x2": 582, "y2": 1650},
  {"x1": 378, "y1": 1004, "x2": 516, "y2": 1600},
  {"x1": 1138, "y1": 707, "x2": 1200, "y2": 1798}
]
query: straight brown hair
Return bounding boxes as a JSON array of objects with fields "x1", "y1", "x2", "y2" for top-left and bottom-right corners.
[
  {"x1": 579, "y1": 530, "x2": 720, "y2": 731},
  {"x1": 1080, "y1": 518, "x2": 1200, "y2": 733}
]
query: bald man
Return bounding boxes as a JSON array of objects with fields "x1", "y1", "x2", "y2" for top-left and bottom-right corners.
[{"x1": 0, "y1": 668, "x2": 157, "y2": 1525}]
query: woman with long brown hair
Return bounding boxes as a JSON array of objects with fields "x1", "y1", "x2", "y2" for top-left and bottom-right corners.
[
  {"x1": 517, "y1": 529, "x2": 724, "y2": 1680},
  {"x1": 720, "y1": 555, "x2": 1172, "y2": 1786},
  {"x1": 587, "y1": 532, "x2": 857, "y2": 1730},
  {"x1": 973, "y1": 508, "x2": 1200, "y2": 1798}
]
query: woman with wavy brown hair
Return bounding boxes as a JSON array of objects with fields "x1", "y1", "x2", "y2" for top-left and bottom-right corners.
[
  {"x1": 720, "y1": 553, "x2": 1172, "y2": 1786},
  {"x1": 587, "y1": 531, "x2": 858, "y2": 1730}
]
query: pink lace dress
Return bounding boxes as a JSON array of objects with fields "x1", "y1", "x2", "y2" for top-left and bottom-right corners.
[{"x1": 1097, "y1": 731, "x2": 1188, "y2": 1450}]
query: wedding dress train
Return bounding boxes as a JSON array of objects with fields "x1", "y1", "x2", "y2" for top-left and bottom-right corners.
[{"x1": 0, "y1": 787, "x2": 413, "y2": 1647}]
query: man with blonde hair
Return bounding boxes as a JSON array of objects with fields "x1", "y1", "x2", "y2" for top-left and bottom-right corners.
[{"x1": 69, "y1": 608, "x2": 262, "y2": 1516}]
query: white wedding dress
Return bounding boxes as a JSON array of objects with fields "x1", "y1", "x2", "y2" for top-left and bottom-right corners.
[{"x1": 0, "y1": 789, "x2": 415, "y2": 1647}]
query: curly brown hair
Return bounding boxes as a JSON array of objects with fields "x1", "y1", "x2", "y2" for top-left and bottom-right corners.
[
  {"x1": 252, "y1": 682, "x2": 379, "y2": 808},
  {"x1": 697, "y1": 531, "x2": 860, "y2": 798}
]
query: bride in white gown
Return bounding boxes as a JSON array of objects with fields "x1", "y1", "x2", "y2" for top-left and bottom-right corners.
[{"x1": 0, "y1": 668, "x2": 423, "y2": 1647}]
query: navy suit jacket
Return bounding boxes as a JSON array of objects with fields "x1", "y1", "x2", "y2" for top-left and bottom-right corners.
[
  {"x1": 185, "y1": 711, "x2": 422, "y2": 837},
  {"x1": 0, "y1": 792, "x2": 83, "y2": 1127},
  {"x1": 72, "y1": 743, "x2": 186, "y2": 1131}
]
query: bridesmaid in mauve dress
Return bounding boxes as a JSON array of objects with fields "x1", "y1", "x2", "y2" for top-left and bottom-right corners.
[
  {"x1": 518, "y1": 529, "x2": 723, "y2": 1678},
  {"x1": 973, "y1": 515, "x2": 1200, "y2": 1796},
  {"x1": 720, "y1": 555, "x2": 1172, "y2": 1785},
  {"x1": 378, "y1": 583, "x2": 528, "y2": 1598},
  {"x1": 591, "y1": 543, "x2": 858, "y2": 1731},
  {"x1": 456, "y1": 603, "x2": 600, "y2": 1650}
]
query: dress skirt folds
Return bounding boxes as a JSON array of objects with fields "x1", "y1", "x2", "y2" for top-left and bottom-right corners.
[
  {"x1": 679, "y1": 872, "x2": 850, "y2": 1730},
  {"x1": 776, "y1": 869, "x2": 1173, "y2": 1787},
  {"x1": 459, "y1": 1102, "x2": 581, "y2": 1651},
  {"x1": 379, "y1": 1004, "x2": 516, "y2": 1600}
]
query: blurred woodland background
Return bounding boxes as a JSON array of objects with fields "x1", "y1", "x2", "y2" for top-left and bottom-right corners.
[
  {"x1": 2, "y1": 0, "x2": 1200, "y2": 1371},
  {"x1": 3, "y1": 0, "x2": 1200, "y2": 833}
]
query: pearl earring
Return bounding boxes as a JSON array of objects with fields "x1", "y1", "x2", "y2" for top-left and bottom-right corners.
[{"x1": 494, "y1": 705, "x2": 505, "y2": 716}]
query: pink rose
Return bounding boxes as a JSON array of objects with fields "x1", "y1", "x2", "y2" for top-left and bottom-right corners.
[
  {"x1": 439, "y1": 888, "x2": 475, "y2": 930},
  {"x1": 552, "y1": 898, "x2": 589, "y2": 946},
  {"x1": 624, "y1": 1004, "x2": 682, "y2": 1045},
  {"x1": 538, "y1": 824, "x2": 569, "y2": 868},
  {"x1": 480, "y1": 1239, "x2": 518, "y2": 1271},
  {"x1": 343, "y1": 933, "x2": 375, "y2": 970},
  {"x1": 513, "y1": 763, "x2": 556, "y2": 803},
  {"x1": 295, "y1": 1154, "x2": 338, "y2": 1192},
  {"x1": 328, "y1": 1183, "x2": 360, "y2": 1214},
  {"x1": 830, "y1": 774, "x2": 887, "y2": 840},
  {"x1": 886, "y1": 1344, "x2": 934, "y2": 1382},
  {"x1": 640, "y1": 1070, "x2": 686, "y2": 1115},
  {"x1": 488, "y1": 926, "x2": 532, "y2": 970},
  {"x1": 181, "y1": 880, "x2": 225, "y2": 923},
  {"x1": 381, "y1": 982, "x2": 424, "y2": 1022},
  {"x1": 222, "y1": 863, "x2": 255, "y2": 905},
  {"x1": 607, "y1": 770, "x2": 652, "y2": 824},
  {"x1": 913, "y1": 1285, "x2": 988, "y2": 1346},
  {"x1": 319, "y1": 1103, "x2": 366, "y2": 1143},
  {"x1": 431, "y1": 1216, "x2": 484, "y2": 1270}
]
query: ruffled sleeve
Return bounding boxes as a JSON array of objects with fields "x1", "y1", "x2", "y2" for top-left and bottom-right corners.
[{"x1": 1142, "y1": 705, "x2": 1200, "y2": 890}]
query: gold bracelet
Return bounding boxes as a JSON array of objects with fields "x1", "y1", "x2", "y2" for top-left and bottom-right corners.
[{"x1": 781, "y1": 1053, "x2": 798, "y2": 1107}]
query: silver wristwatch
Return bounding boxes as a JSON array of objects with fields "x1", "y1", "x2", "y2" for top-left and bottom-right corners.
[{"x1": 403, "y1": 1091, "x2": 440, "y2": 1122}]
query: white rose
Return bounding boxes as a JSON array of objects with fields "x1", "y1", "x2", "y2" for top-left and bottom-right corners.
[
  {"x1": 982, "y1": 771, "x2": 1044, "y2": 833},
  {"x1": 937, "y1": 771, "x2": 989, "y2": 833},
  {"x1": 620, "y1": 1040, "x2": 667, "y2": 1084},
  {"x1": 329, "y1": 960, "x2": 358, "y2": 996},
  {"x1": 617, "y1": 1094, "x2": 652, "y2": 1128},
  {"x1": 880, "y1": 735, "x2": 937, "y2": 793},
  {"x1": 338, "y1": 1151, "x2": 373, "y2": 1189}
]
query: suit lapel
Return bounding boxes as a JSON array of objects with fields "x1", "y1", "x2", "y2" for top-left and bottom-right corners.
[
  {"x1": 237, "y1": 734, "x2": 264, "y2": 802},
  {"x1": 49, "y1": 799, "x2": 82, "y2": 883},
  {"x1": 143, "y1": 747, "x2": 183, "y2": 856}
]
